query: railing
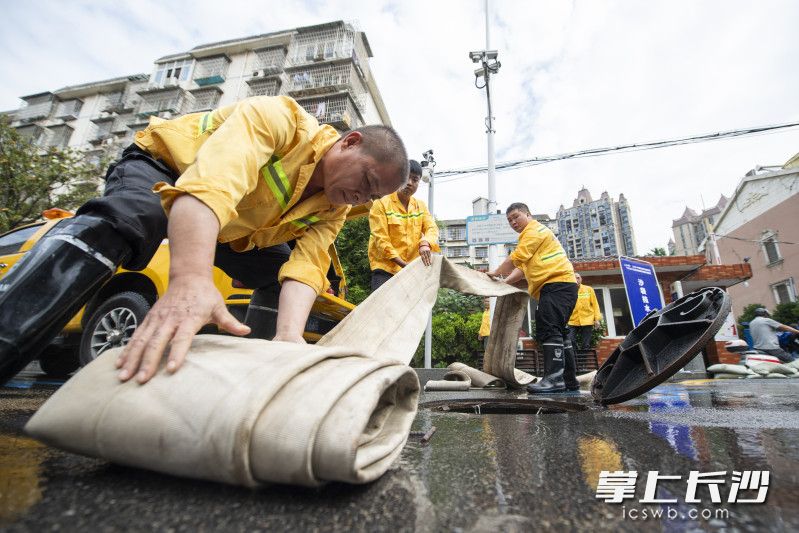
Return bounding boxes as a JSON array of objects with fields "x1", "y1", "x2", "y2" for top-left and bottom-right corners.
[
  {"x1": 17, "y1": 100, "x2": 54, "y2": 122},
  {"x1": 285, "y1": 62, "x2": 366, "y2": 111},
  {"x1": 136, "y1": 88, "x2": 195, "y2": 118},
  {"x1": 295, "y1": 93, "x2": 364, "y2": 131}
]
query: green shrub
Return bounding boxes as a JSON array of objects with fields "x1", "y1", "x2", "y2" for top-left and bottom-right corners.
[
  {"x1": 412, "y1": 311, "x2": 483, "y2": 368},
  {"x1": 773, "y1": 302, "x2": 799, "y2": 327}
]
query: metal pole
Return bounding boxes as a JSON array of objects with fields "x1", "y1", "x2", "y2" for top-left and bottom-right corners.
[
  {"x1": 484, "y1": 0, "x2": 500, "y2": 328},
  {"x1": 423, "y1": 153, "x2": 435, "y2": 369}
]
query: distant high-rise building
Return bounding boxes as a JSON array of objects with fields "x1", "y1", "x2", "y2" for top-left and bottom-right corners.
[
  {"x1": 556, "y1": 188, "x2": 637, "y2": 259},
  {"x1": 671, "y1": 195, "x2": 729, "y2": 256},
  {"x1": 7, "y1": 21, "x2": 390, "y2": 163}
]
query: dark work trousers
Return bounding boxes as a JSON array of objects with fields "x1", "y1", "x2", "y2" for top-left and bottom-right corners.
[
  {"x1": 535, "y1": 282, "x2": 579, "y2": 345},
  {"x1": 569, "y1": 325, "x2": 594, "y2": 350},
  {"x1": 371, "y1": 269, "x2": 393, "y2": 292},
  {"x1": 78, "y1": 144, "x2": 289, "y2": 290}
]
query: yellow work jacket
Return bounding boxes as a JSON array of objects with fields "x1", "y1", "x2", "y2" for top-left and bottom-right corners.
[
  {"x1": 510, "y1": 219, "x2": 576, "y2": 299},
  {"x1": 367, "y1": 192, "x2": 439, "y2": 274},
  {"x1": 569, "y1": 284, "x2": 603, "y2": 326},
  {"x1": 135, "y1": 95, "x2": 347, "y2": 294},
  {"x1": 479, "y1": 309, "x2": 491, "y2": 337}
]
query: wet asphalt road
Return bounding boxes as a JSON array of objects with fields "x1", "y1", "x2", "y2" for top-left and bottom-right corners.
[{"x1": 3, "y1": 366, "x2": 799, "y2": 532}]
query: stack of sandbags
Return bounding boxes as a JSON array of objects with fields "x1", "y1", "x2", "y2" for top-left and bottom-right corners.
[{"x1": 707, "y1": 357, "x2": 799, "y2": 379}]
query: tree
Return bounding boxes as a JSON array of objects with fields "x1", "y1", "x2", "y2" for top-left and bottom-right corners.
[
  {"x1": 649, "y1": 247, "x2": 667, "y2": 256},
  {"x1": 334, "y1": 216, "x2": 371, "y2": 303},
  {"x1": 773, "y1": 302, "x2": 799, "y2": 327},
  {"x1": 0, "y1": 116, "x2": 107, "y2": 232}
]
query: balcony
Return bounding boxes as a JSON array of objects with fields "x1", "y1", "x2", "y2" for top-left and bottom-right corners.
[
  {"x1": 47, "y1": 124, "x2": 74, "y2": 148},
  {"x1": 53, "y1": 99, "x2": 83, "y2": 121},
  {"x1": 284, "y1": 62, "x2": 366, "y2": 110},
  {"x1": 251, "y1": 46, "x2": 286, "y2": 76},
  {"x1": 136, "y1": 87, "x2": 195, "y2": 118},
  {"x1": 295, "y1": 93, "x2": 364, "y2": 132},
  {"x1": 17, "y1": 98, "x2": 55, "y2": 123},
  {"x1": 189, "y1": 87, "x2": 222, "y2": 113},
  {"x1": 193, "y1": 55, "x2": 230, "y2": 87},
  {"x1": 287, "y1": 24, "x2": 366, "y2": 68},
  {"x1": 246, "y1": 76, "x2": 284, "y2": 98},
  {"x1": 102, "y1": 92, "x2": 136, "y2": 114},
  {"x1": 15, "y1": 124, "x2": 50, "y2": 146}
]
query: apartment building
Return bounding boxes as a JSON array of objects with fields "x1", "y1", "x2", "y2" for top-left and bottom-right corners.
[
  {"x1": 671, "y1": 195, "x2": 729, "y2": 256},
  {"x1": 8, "y1": 21, "x2": 390, "y2": 161},
  {"x1": 556, "y1": 188, "x2": 637, "y2": 259}
]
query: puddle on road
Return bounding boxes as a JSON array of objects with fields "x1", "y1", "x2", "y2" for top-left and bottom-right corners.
[{"x1": 0, "y1": 433, "x2": 47, "y2": 525}]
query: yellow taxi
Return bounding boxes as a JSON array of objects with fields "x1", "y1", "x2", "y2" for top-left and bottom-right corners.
[{"x1": 0, "y1": 209, "x2": 355, "y2": 376}]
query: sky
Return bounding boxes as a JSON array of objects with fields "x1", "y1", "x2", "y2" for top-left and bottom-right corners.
[{"x1": 2, "y1": 0, "x2": 798, "y2": 253}]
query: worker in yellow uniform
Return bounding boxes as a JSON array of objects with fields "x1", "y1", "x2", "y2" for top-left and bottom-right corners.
[
  {"x1": 0, "y1": 95, "x2": 409, "y2": 385},
  {"x1": 368, "y1": 160, "x2": 439, "y2": 291},
  {"x1": 568, "y1": 273, "x2": 603, "y2": 350},
  {"x1": 488, "y1": 202, "x2": 578, "y2": 394}
]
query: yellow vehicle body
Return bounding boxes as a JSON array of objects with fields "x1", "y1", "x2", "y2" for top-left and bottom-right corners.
[{"x1": 0, "y1": 212, "x2": 355, "y2": 367}]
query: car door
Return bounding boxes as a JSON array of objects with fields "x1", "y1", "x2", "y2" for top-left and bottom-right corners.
[{"x1": 0, "y1": 223, "x2": 48, "y2": 280}]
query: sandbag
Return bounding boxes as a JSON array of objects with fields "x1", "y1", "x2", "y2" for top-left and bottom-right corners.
[
  {"x1": 25, "y1": 256, "x2": 530, "y2": 487},
  {"x1": 713, "y1": 373, "x2": 747, "y2": 379},
  {"x1": 747, "y1": 362, "x2": 797, "y2": 376},
  {"x1": 706, "y1": 363, "x2": 753, "y2": 376}
]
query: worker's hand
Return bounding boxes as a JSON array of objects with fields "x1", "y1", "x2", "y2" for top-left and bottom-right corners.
[
  {"x1": 391, "y1": 257, "x2": 408, "y2": 268},
  {"x1": 594, "y1": 320, "x2": 602, "y2": 329},
  {"x1": 419, "y1": 242, "x2": 432, "y2": 266},
  {"x1": 116, "y1": 275, "x2": 250, "y2": 384},
  {"x1": 486, "y1": 270, "x2": 501, "y2": 280}
]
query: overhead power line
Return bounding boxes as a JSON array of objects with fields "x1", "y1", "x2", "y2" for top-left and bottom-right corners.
[{"x1": 433, "y1": 120, "x2": 799, "y2": 183}]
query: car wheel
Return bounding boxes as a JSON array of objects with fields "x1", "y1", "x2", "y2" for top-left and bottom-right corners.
[{"x1": 79, "y1": 291, "x2": 151, "y2": 366}]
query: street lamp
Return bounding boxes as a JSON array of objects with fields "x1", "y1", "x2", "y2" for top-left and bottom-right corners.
[{"x1": 421, "y1": 150, "x2": 436, "y2": 369}]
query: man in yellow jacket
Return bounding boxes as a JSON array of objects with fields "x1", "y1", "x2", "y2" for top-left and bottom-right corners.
[
  {"x1": 367, "y1": 160, "x2": 439, "y2": 290},
  {"x1": 568, "y1": 273, "x2": 603, "y2": 350},
  {"x1": 0, "y1": 95, "x2": 408, "y2": 385},
  {"x1": 487, "y1": 202, "x2": 578, "y2": 394}
]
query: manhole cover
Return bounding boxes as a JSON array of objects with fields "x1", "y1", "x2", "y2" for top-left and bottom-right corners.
[
  {"x1": 592, "y1": 286, "x2": 731, "y2": 405},
  {"x1": 420, "y1": 398, "x2": 588, "y2": 415}
]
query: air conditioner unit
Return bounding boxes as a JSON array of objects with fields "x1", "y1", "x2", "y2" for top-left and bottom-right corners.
[
  {"x1": 165, "y1": 78, "x2": 179, "y2": 87},
  {"x1": 102, "y1": 138, "x2": 115, "y2": 146},
  {"x1": 252, "y1": 70, "x2": 263, "y2": 77},
  {"x1": 99, "y1": 111, "x2": 110, "y2": 119}
]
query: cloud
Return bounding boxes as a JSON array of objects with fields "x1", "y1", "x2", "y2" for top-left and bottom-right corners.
[{"x1": 2, "y1": 0, "x2": 798, "y2": 253}]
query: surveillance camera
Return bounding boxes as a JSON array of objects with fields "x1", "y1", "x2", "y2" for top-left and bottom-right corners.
[
  {"x1": 469, "y1": 51, "x2": 483, "y2": 63},
  {"x1": 485, "y1": 50, "x2": 498, "y2": 60},
  {"x1": 423, "y1": 149, "x2": 433, "y2": 157},
  {"x1": 474, "y1": 67, "x2": 487, "y2": 77}
]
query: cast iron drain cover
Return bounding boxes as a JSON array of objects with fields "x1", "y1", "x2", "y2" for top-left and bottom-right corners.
[
  {"x1": 420, "y1": 398, "x2": 588, "y2": 415},
  {"x1": 591, "y1": 286, "x2": 731, "y2": 405}
]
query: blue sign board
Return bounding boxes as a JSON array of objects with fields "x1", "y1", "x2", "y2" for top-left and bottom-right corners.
[{"x1": 619, "y1": 256, "x2": 664, "y2": 326}]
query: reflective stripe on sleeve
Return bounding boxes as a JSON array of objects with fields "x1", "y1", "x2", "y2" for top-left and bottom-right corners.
[{"x1": 262, "y1": 156, "x2": 292, "y2": 210}]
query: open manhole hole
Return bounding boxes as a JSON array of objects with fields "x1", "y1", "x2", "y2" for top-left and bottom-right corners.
[{"x1": 420, "y1": 398, "x2": 588, "y2": 415}]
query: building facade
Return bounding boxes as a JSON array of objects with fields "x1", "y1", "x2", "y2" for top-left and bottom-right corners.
[
  {"x1": 438, "y1": 198, "x2": 555, "y2": 271},
  {"x1": 556, "y1": 188, "x2": 637, "y2": 259},
  {"x1": 714, "y1": 154, "x2": 799, "y2": 310},
  {"x1": 8, "y1": 21, "x2": 390, "y2": 161},
  {"x1": 671, "y1": 195, "x2": 729, "y2": 256}
]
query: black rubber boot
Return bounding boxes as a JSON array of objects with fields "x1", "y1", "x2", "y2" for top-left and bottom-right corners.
[
  {"x1": 563, "y1": 339, "x2": 580, "y2": 391},
  {"x1": 244, "y1": 285, "x2": 280, "y2": 340},
  {"x1": 527, "y1": 343, "x2": 567, "y2": 394},
  {"x1": 0, "y1": 216, "x2": 130, "y2": 384}
]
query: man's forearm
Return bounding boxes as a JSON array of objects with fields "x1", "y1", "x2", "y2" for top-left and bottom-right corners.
[
  {"x1": 274, "y1": 280, "x2": 316, "y2": 341},
  {"x1": 168, "y1": 195, "x2": 220, "y2": 280},
  {"x1": 491, "y1": 257, "x2": 516, "y2": 277}
]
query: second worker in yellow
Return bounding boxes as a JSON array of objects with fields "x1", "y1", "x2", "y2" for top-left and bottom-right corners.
[{"x1": 368, "y1": 160, "x2": 439, "y2": 290}]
